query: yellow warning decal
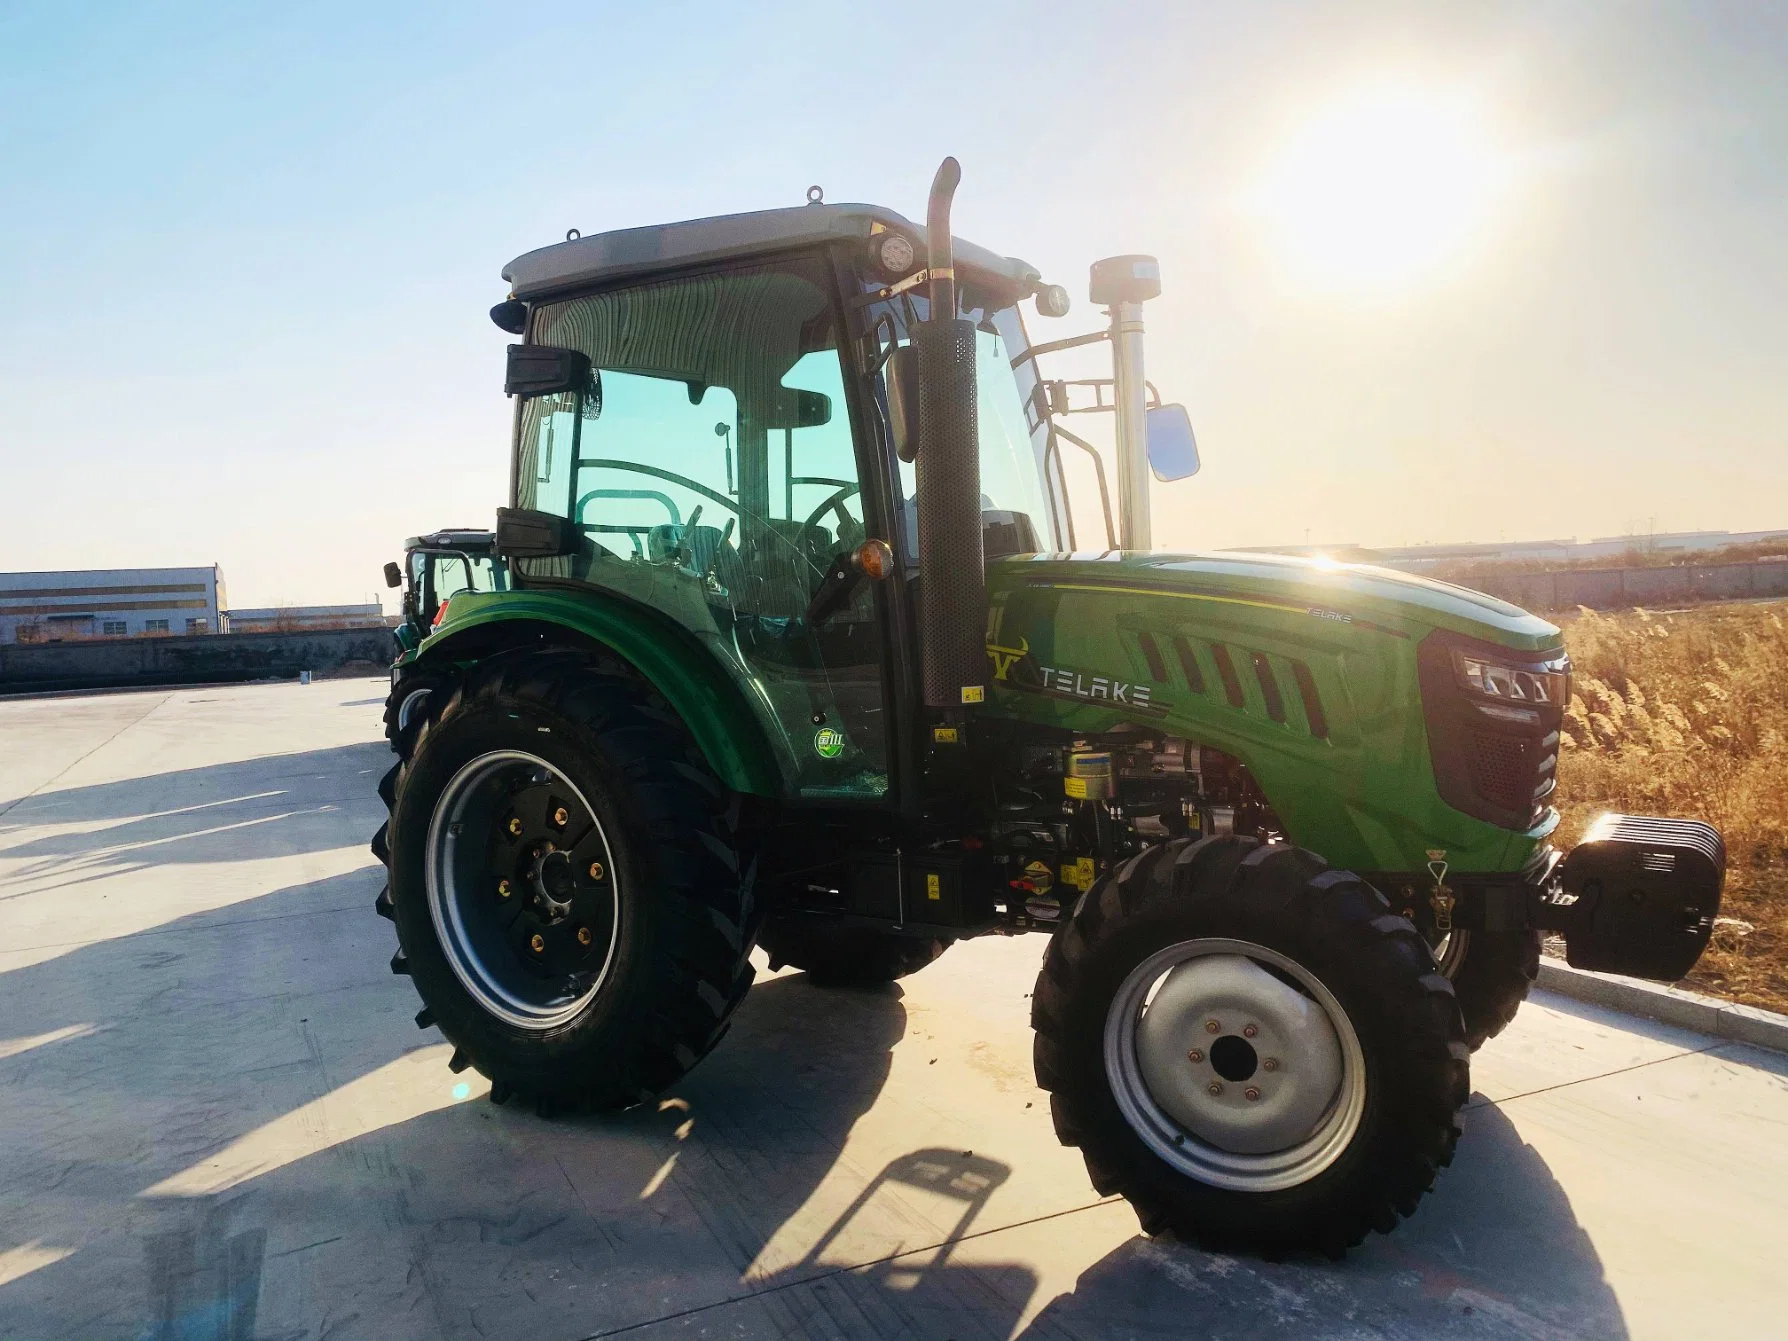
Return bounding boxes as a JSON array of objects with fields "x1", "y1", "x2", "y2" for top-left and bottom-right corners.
[
  {"x1": 1063, "y1": 776, "x2": 1089, "y2": 799},
  {"x1": 926, "y1": 873, "x2": 941, "y2": 901},
  {"x1": 933, "y1": 726, "x2": 960, "y2": 744},
  {"x1": 960, "y1": 685, "x2": 985, "y2": 704},
  {"x1": 1061, "y1": 857, "x2": 1096, "y2": 893}
]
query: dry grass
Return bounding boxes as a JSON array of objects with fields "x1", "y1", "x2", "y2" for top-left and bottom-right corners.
[{"x1": 1555, "y1": 601, "x2": 1788, "y2": 1012}]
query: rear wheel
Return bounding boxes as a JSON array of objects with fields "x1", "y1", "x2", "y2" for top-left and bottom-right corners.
[
  {"x1": 1433, "y1": 928, "x2": 1541, "y2": 1050},
  {"x1": 758, "y1": 915, "x2": 951, "y2": 987},
  {"x1": 1033, "y1": 836, "x2": 1468, "y2": 1258},
  {"x1": 373, "y1": 649, "x2": 759, "y2": 1112}
]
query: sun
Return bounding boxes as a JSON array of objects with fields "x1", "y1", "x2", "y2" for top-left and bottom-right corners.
[{"x1": 1257, "y1": 86, "x2": 1506, "y2": 292}]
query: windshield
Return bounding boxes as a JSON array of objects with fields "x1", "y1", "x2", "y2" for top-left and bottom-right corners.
[{"x1": 875, "y1": 294, "x2": 1061, "y2": 557}]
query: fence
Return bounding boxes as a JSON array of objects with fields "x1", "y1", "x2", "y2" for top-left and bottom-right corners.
[
  {"x1": 0, "y1": 627, "x2": 395, "y2": 694},
  {"x1": 1459, "y1": 559, "x2": 1788, "y2": 612}
]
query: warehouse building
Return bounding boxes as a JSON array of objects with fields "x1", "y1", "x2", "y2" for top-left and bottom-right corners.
[
  {"x1": 0, "y1": 566, "x2": 227, "y2": 645},
  {"x1": 225, "y1": 604, "x2": 390, "y2": 633}
]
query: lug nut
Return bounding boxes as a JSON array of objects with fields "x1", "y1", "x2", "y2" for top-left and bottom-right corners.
[
  {"x1": 1263, "y1": 1057, "x2": 1279, "y2": 1072},
  {"x1": 1245, "y1": 1087, "x2": 1261, "y2": 1101},
  {"x1": 497, "y1": 879, "x2": 512, "y2": 899},
  {"x1": 577, "y1": 926, "x2": 593, "y2": 946},
  {"x1": 1205, "y1": 1019, "x2": 1221, "y2": 1034},
  {"x1": 507, "y1": 817, "x2": 523, "y2": 836},
  {"x1": 529, "y1": 933, "x2": 546, "y2": 954},
  {"x1": 588, "y1": 861, "x2": 604, "y2": 881},
  {"x1": 1242, "y1": 1024, "x2": 1258, "y2": 1039},
  {"x1": 1186, "y1": 1049, "x2": 1204, "y2": 1064},
  {"x1": 1206, "y1": 1081, "x2": 1223, "y2": 1096},
  {"x1": 553, "y1": 806, "x2": 569, "y2": 827}
]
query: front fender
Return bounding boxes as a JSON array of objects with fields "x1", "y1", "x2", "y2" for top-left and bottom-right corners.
[{"x1": 413, "y1": 589, "x2": 788, "y2": 797}]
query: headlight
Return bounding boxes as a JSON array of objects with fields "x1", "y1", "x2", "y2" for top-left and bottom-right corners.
[{"x1": 1451, "y1": 650, "x2": 1570, "y2": 724}]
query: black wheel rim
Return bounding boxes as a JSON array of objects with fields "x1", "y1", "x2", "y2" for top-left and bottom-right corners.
[{"x1": 425, "y1": 750, "x2": 619, "y2": 1030}]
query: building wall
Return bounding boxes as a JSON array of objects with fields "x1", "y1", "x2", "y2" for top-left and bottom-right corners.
[
  {"x1": 0, "y1": 567, "x2": 225, "y2": 645},
  {"x1": 225, "y1": 605, "x2": 390, "y2": 634}
]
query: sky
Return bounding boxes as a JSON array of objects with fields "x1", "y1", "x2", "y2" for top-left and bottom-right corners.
[{"x1": 2, "y1": 1, "x2": 1785, "y2": 609}]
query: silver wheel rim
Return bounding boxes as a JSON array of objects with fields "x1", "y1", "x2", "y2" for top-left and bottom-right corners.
[
  {"x1": 1430, "y1": 927, "x2": 1470, "y2": 977},
  {"x1": 425, "y1": 750, "x2": 619, "y2": 1031},
  {"x1": 1103, "y1": 938, "x2": 1367, "y2": 1192}
]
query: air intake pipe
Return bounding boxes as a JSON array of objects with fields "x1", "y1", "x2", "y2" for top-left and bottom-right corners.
[{"x1": 915, "y1": 156, "x2": 988, "y2": 709}]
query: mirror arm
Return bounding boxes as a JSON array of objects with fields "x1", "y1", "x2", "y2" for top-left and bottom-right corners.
[
  {"x1": 1017, "y1": 328, "x2": 1110, "y2": 366},
  {"x1": 1048, "y1": 422, "x2": 1116, "y2": 550}
]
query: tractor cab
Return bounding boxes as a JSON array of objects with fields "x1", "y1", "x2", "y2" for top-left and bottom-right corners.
[{"x1": 384, "y1": 529, "x2": 507, "y2": 652}]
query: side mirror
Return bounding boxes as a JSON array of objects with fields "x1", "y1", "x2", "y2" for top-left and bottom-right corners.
[
  {"x1": 885, "y1": 344, "x2": 920, "y2": 463},
  {"x1": 494, "y1": 506, "x2": 579, "y2": 558},
  {"x1": 1146, "y1": 404, "x2": 1200, "y2": 481},
  {"x1": 383, "y1": 561, "x2": 403, "y2": 589},
  {"x1": 504, "y1": 343, "x2": 591, "y2": 398}
]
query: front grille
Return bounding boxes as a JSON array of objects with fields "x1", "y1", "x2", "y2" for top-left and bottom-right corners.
[{"x1": 1419, "y1": 632, "x2": 1567, "y2": 831}]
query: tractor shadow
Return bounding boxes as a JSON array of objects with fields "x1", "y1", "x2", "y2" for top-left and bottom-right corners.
[{"x1": 1012, "y1": 1098, "x2": 1631, "y2": 1339}]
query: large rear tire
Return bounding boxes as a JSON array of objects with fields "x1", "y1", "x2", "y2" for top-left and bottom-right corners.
[
  {"x1": 758, "y1": 915, "x2": 951, "y2": 987},
  {"x1": 1434, "y1": 927, "x2": 1542, "y2": 1050},
  {"x1": 1033, "y1": 836, "x2": 1468, "y2": 1259},
  {"x1": 372, "y1": 648, "x2": 759, "y2": 1112}
]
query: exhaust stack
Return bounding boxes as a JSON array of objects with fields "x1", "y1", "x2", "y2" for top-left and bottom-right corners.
[{"x1": 914, "y1": 157, "x2": 987, "y2": 710}]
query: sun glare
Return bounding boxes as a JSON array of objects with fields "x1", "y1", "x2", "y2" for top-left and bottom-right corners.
[{"x1": 1257, "y1": 86, "x2": 1506, "y2": 292}]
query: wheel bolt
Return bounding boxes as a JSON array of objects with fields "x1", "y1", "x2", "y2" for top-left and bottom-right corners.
[
  {"x1": 577, "y1": 926, "x2": 593, "y2": 946},
  {"x1": 553, "y1": 806, "x2": 569, "y2": 827},
  {"x1": 497, "y1": 879, "x2": 511, "y2": 899},
  {"x1": 507, "y1": 817, "x2": 523, "y2": 836},
  {"x1": 588, "y1": 861, "x2": 604, "y2": 881},
  {"x1": 529, "y1": 933, "x2": 545, "y2": 954},
  {"x1": 1262, "y1": 1057, "x2": 1279, "y2": 1072},
  {"x1": 1245, "y1": 1087, "x2": 1261, "y2": 1101},
  {"x1": 1205, "y1": 1019, "x2": 1221, "y2": 1034},
  {"x1": 1186, "y1": 1049, "x2": 1204, "y2": 1064},
  {"x1": 1206, "y1": 1081, "x2": 1223, "y2": 1096},
  {"x1": 1242, "y1": 1024, "x2": 1258, "y2": 1039}
]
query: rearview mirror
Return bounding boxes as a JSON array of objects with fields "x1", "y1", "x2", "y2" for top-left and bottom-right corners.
[
  {"x1": 764, "y1": 387, "x2": 833, "y2": 430},
  {"x1": 504, "y1": 343, "x2": 591, "y2": 398},
  {"x1": 383, "y1": 561, "x2": 403, "y2": 589},
  {"x1": 1146, "y1": 404, "x2": 1200, "y2": 481},
  {"x1": 885, "y1": 345, "x2": 920, "y2": 463}
]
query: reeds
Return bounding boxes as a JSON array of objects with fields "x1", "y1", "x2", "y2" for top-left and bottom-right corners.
[{"x1": 1556, "y1": 603, "x2": 1788, "y2": 1010}]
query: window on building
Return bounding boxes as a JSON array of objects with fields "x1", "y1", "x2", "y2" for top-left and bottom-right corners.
[
  {"x1": 186, "y1": 617, "x2": 208, "y2": 633},
  {"x1": 103, "y1": 621, "x2": 128, "y2": 636},
  {"x1": 144, "y1": 619, "x2": 170, "y2": 634}
]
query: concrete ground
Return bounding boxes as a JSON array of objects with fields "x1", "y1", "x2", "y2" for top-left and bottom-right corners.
[{"x1": 1, "y1": 682, "x2": 1784, "y2": 1341}]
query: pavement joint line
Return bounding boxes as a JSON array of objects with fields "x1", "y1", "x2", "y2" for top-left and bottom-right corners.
[
  {"x1": 1465, "y1": 1039, "x2": 1727, "y2": 1111},
  {"x1": 577, "y1": 1196, "x2": 1120, "y2": 1339},
  {"x1": 0, "y1": 900, "x2": 372, "y2": 955},
  {"x1": 1535, "y1": 958, "x2": 1788, "y2": 1056},
  {"x1": 0, "y1": 692, "x2": 169, "y2": 821}
]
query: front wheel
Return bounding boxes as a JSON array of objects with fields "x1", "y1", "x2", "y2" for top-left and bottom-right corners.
[{"x1": 1032, "y1": 836, "x2": 1468, "y2": 1259}]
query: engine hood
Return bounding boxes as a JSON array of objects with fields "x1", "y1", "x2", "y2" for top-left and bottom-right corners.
[{"x1": 993, "y1": 550, "x2": 1561, "y2": 652}]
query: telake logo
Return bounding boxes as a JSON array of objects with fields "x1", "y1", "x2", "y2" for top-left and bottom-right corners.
[{"x1": 1038, "y1": 665, "x2": 1153, "y2": 708}]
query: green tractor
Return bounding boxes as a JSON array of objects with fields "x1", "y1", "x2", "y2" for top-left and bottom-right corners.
[
  {"x1": 380, "y1": 528, "x2": 508, "y2": 754},
  {"x1": 372, "y1": 160, "x2": 1724, "y2": 1257}
]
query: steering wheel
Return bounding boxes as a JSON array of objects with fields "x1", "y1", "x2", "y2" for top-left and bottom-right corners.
[{"x1": 803, "y1": 482, "x2": 861, "y2": 534}]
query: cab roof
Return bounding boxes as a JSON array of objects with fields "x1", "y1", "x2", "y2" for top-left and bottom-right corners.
[
  {"x1": 501, "y1": 202, "x2": 1041, "y2": 303},
  {"x1": 405, "y1": 529, "x2": 495, "y2": 552}
]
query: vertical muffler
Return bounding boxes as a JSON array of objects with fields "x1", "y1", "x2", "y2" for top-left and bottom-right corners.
[{"x1": 914, "y1": 157, "x2": 988, "y2": 710}]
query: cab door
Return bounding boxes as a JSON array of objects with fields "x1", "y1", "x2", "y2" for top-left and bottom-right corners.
[{"x1": 509, "y1": 253, "x2": 894, "y2": 801}]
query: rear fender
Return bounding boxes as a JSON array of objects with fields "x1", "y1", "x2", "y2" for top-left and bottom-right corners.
[{"x1": 412, "y1": 591, "x2": 787, "y2": 797}]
